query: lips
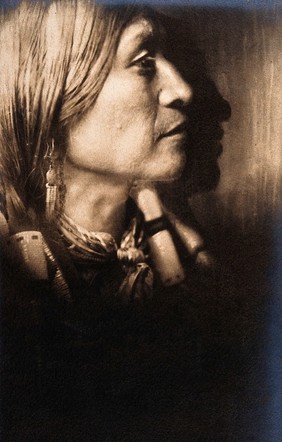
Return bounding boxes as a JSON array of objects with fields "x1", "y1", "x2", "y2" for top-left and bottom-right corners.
[{"x1": 160, "y1": 121, "x2": 187, "y2": 138}]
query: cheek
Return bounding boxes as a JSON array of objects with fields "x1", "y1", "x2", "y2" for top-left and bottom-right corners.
[
  {"x1": 114, "y1": 109, "x2": 157, "y2": 154},
  {"x1": 101, "y1": 77, "x2": 158, "y2": 142}
]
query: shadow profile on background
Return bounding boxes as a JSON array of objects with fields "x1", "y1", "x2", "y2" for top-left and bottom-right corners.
[
  {"x1": 159, "y1": 13, "x2": 231, "y2": 197},
  {"x1": 158, "y1": 13, "x2": 232, "y2": 237}
]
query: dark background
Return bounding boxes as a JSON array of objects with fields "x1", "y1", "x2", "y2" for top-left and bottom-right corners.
[{"x1": 159, "y1": 3, "x2": 282, "y2": 441}]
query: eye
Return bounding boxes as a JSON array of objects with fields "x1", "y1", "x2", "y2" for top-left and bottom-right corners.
[
  {"x1": 136, "y1": 55, "x2": 155, "y2": 71},
  {"x1": 131, "y1": 51, "x2": 156, "y2": 77}
]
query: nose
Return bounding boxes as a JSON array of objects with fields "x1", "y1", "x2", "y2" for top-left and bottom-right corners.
[{"x1": 158, "y1": 58, "x2": 193, "y2": 108}]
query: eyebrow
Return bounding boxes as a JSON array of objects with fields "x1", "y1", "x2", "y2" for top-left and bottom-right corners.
[
  {"x1": 133, "y1": 33, "x2": 158, "y2": 53},
  {"x1": 124, "y1": 26, "x2": 163, "y2": 59}
]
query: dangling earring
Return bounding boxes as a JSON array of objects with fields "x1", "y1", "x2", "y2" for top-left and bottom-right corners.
[{"x1": 45, "y1": 139, "x2": 57, "y2": 221}]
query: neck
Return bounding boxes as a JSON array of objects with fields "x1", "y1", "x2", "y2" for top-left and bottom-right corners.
[{"x1": 62, "y1": 161, "x2": 131, "y2": 242}]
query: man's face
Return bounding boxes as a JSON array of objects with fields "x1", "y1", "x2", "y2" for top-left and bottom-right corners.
[{"x1": 67, "y1": 18, "x2": 193, "y2": 183}]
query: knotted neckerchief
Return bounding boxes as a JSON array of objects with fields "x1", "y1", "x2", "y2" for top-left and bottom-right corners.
[{"x1": 56, "y1": 212, "x2": 154, "y2": 303}]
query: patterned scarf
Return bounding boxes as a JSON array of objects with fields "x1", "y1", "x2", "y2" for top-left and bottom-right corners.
[{"x1": 56, "y1": 212, "x2": 154, "y2": 303}]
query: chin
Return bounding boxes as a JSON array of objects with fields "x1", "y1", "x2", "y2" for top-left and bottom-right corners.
[
  {"x1": 163, "y1": 151, "x2": 186, "y2": 181},
  {"x1": 135, "y1": 150, "x2": 186, "y2": 183},
  {"x1": 150, "y1": 160, "x2": 185, "y2": 182}
]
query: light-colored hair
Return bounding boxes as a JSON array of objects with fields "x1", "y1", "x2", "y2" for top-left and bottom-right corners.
[{"x1": 0, "y1": 0, "x2": 148, "y2": 220}]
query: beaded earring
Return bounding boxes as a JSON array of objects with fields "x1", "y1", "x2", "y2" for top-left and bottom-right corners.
[{"x1": 45, "y1": 139, "x2": 57, "y2": 221}]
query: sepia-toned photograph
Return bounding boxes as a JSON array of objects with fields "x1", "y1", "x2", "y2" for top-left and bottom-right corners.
[{"x1": 1, "y1": 0, "x2": 281, "y2": 440}]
